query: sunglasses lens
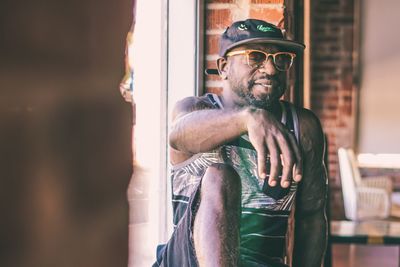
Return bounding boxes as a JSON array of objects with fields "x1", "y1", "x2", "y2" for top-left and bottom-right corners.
[
  {"x1": 247, "y1": 51, "x2": 294, "y2": 71},
  {"x1": 248, "y1": 51, "x2": 267, "y2": 67},
  {"x1": 274, "y1": 53, "x2": 293, "y2": 71}
]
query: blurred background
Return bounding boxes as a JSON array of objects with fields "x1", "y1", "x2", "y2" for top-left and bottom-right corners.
[{"x1": 0, "y1": 0, "x2": 133, "y2": 266}]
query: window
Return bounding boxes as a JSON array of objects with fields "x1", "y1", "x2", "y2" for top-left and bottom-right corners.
[{"x1": 127, "y1": 0, "x2": 203, "y2": 266}]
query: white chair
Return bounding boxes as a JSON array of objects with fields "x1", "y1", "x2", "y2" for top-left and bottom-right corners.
[{"x1": 338, "y1": 147, "x2": 393, "y2": 220}]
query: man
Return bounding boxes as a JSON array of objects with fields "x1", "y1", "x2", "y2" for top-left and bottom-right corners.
[{"x1": 154, "y1": 19, "x2": 327, "y2": 267}]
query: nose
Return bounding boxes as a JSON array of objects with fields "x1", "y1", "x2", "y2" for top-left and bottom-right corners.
[{"x1": 258, "y1": 56, "x2": 277, "y2": 75}]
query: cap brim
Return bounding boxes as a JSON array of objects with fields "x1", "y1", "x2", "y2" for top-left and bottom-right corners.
[{"x1": 222, "y1": 37, "x2": 305, "y2": 56}]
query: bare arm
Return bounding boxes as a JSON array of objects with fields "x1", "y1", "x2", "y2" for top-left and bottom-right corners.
[
  {"x1": 293, "y1": 109, "x2": 328, "y2": 267},
  {"x1": 169, "y1": 96, "x2": 248, "y2": 154},
  {"x1": 169, "y1": 96, "x2": 302, "y2": 187}
]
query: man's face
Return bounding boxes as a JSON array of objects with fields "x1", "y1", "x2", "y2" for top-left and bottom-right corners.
[{"x1": 223, "y1": 44, "x2": 289, "y2": 109}]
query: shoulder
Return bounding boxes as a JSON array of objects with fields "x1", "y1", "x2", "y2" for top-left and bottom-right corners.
[
  {"x1": 172, "y1": 95, "x2": 217, "y2": 121},
  {"x1": 295, "y1": 107, "x2": 324, "y2": 154},
  {"x1": 294, "y1": 107, "x2": 328, "y2": 215}
]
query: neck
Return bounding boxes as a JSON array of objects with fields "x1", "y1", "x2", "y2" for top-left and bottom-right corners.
[{"x1": 265, "y1": 100, "x2": 282, "y2": 117}]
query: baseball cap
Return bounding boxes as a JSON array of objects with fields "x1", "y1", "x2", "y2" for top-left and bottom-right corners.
[{"x1": 205, "y1": 19, "x2": 305, "y2": 75}]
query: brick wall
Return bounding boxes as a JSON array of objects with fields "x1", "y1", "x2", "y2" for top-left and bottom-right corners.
[
  {"x1": 310, "y1": 0, "x2": 357, "y2": 218},
  {"x1": 310, "y1": 0, "x2": 356, "y2": 182}
]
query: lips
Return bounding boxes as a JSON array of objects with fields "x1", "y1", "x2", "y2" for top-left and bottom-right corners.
[
  {"x1": 256, "y1": 83, "x2": 272, "y2": 88},
  {"x1": 254, "y1": 79, "x2": 274, "y2": 88}
]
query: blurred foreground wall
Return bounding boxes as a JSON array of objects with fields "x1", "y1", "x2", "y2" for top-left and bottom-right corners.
[{"x1": 0, "y1": 0, "x2": 133, "y2": 266}]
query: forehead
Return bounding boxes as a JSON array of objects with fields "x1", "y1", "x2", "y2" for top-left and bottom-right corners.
[{"x1": 230, "y1": 43, "x2": 288, "y2": 53}]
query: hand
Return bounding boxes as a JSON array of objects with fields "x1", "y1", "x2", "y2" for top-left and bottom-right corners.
[{"x1": 246, "y1": 108, "x2": 302, "y2": 188}]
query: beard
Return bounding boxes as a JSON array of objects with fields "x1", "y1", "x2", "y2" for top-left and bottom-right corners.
[
  {"x1": 231, "y1": 78, "x2": 286, "y2": 110},
  {"x1": 237, "y1": 89, "x2": 273, "y2": 109}
]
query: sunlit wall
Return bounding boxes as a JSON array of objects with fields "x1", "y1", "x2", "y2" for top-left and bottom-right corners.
[{"x1": 358, "y1": 0, "x2": 400, "y2": 153}]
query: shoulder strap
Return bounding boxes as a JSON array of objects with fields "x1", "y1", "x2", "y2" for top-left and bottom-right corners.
[
  {"x1": 206, "y1": 93, "x2": 224, "y2": 109},
  {"x1": 281, "y1": 101, "x2": 300, "y2": 144}
]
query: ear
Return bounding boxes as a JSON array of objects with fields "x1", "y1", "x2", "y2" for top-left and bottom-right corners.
[{"x1": 217, "y1": 57, "x2": 229, "y2": 80}]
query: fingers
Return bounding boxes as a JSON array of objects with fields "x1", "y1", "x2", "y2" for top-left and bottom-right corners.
[
  {"x1": 266, "y1": 137, "x2": 279, "y2": 187},
  {"x1": 255, "y1": 142, "x2": 267, "y2": 180},
  {"x1": 293, "y1": 162, "x2": 302, "y2": 182},
  {"x1": 278, "y1": 133, "x2": 295, "y2": 188},
  {"x1": 279, "y1": 154, "x2": 291, "y2": 188},
  {"x1": 253, "y1": 130, "x2": 299, "y2": 189},
  {"x1": 287, "y1": 132, "x2": 302, "y2": 182},
  {"x1": 270, "y1": 130, "x2": 301, "y2": 188},
  {"x1": 247, "y1": 109, "x2": 302, "y2": 189}
]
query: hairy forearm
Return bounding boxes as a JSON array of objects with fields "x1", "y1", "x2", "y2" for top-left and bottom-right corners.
[
  {"x1": 293, "y1": 211, "x2": 327, "y2": 267},
  {"x1": 169, "y1": 108, "x2": 248, "y2": 154},
  {"x1": 170, "y1": 100, "x2": 303, "y2": 182}
]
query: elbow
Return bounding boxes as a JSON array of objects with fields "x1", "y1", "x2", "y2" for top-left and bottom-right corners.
[
  {"x1": 169, "y1": 122, "x2": 188, "y2": 151},
  {"x1": 169, "y1": 127, "x2": 180, "y2": 150}
]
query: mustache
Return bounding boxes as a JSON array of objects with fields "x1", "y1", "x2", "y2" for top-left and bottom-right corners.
[{"x1": 248, "y1": 75, "x2": 279, "y2": 87}]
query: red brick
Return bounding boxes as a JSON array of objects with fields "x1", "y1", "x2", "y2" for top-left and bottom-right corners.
[
  {"x1": 206, "y1": 34, "x2": 220, "y2": 55},
  {"x1": 249, "y1": 8, "x2": 283, "y2": 24},
  {"x1": 206, "y1": 9, "x2": 232, "y2": 30},
  {"x1": 343, "y1": 0, "x2": 354, "y2": 15},
  {"x1": 251, "y1": 0, "x2": 284, "y2": 3},
  {"x1": 206, "y1": 87, "x2": 223, "y2": 95},
  {"x1": 343, "y1": 27, "x2": 354, "y2": 51},
  {"x1": 328, "y1": 158, "x2": 338, "y2": 167},
  {"x1": 205, "y1": 60, "x2": 220, "y2": 82},
  {"x1": 206, "y1": 0, "x2": 234, "y2": 3},
  {"x1": 206, "y1": 59, "x2": 218, "y2": 70},
  {"x1": 318, "y1": 114, "x2": 337, "y2": 121},
  {"x1": 205, "y1": 73, "x2": 221, "y2": 82}
]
